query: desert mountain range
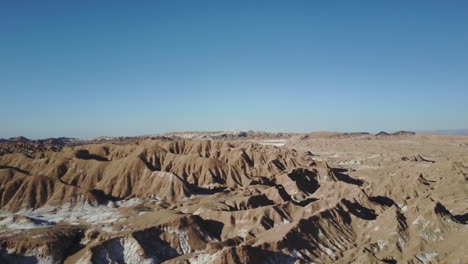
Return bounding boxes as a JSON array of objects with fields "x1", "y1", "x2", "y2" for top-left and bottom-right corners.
[{"x1": 0, "y1": 131, "x2": 467, "y2": 263}]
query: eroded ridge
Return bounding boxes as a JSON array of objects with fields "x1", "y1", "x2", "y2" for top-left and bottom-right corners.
[{"x1": 0, "y1": 136, "x2": 467, "y2": 263}]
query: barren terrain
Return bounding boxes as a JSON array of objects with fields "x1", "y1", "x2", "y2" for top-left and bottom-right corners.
[{"x1": 0, "y1": 132, "x2": 466, "y2": 263}]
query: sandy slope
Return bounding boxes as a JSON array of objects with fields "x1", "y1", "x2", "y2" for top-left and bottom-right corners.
[{"x1": 0, "y1": 133, "x2": 466, "y2": 263}]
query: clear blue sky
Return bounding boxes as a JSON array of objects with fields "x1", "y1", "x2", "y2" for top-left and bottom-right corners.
[{"x1": 1, "y1": 1, "x2": 467, "y2": 138}]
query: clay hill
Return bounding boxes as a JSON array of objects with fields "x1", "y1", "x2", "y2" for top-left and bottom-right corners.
[{"x1": 0, "y1": 132, "x2": 467, "y2": 263}]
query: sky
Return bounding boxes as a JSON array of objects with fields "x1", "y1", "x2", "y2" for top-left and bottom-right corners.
[{"x1": 1, "y1": 1, "x2": 467, "y2": 139}]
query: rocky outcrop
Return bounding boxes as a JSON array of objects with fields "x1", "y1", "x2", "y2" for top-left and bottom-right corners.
[{"x1": 0, "y1": 136, "x2": 466, "y2": 264}]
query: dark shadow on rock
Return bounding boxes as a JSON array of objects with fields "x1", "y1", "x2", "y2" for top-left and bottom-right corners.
[
  {"x1": 272, "y1": 184, "x2": 318, "y2": 206},
  {"x1": 259, "y1": 216, "x2": 275, "y2": 229},
  {"x1": 241, "y1": 151, "x2": 255, "y2": 168},
  {"x1": 75, "y1": 149, "x2": 109, "y2": 161},
  {"x1": 199, "y1": 218, "x2": 225, "y2": 239},
  {"x1": 272, "y1": 159, "x2": 286, "y2": 171},
  {"x1": 417, "y1": 174, "x2": 435, "y2": 185},
  {"x1": 27, "y1": 217, "x2": 56, "y2": 226},
  {"x1": 434, "y1": 202, "x2": 451, "y2": 216},
  {"x1": 133, "y1": 230, "x2": 180, "y2": 262},
  {"x1": 381, "y1": 258, "x2": 397, "y2": 264},
  {"x1": 205, "y1": 237, "x2": 244, "y2": 251},
  {"x1": 434, "y1": 202, "x2": 467, "y2": 224},
  {"x1": 418, "y1": 155, "x2": 434, "y2": 163},
  {"x1": 89, "y1": 189, "x2": 122, "y2": 203},
  {"x1": 91, "y1": 239, "x2": 125, "y2": 263},
  {"x1": 245, "y1": 195, "x2": 275, "y2": 209},
  {"x1": 275, "y1": 185, "x2": 292, "y2": 202},
  {"x1": 333, "y1": 168, "x2": 348, "y2": 173},
  {"x1": 192, "y1": 186, "x2": 227, "y2": 195},
  {"x1": 369, "y1": 196, "x2": 396, "y2": 207},
  {"x1": 343, "y1": 200, "x2": 377, "y2": 220},
  {"x1": 139, "y1": 156, "x2": 160, "y2": 171},
  {"x1": 454, "y1": 213, "x2": 468, "y2": 224},
  {"x1": 295, "y1": 197, "x2": 319, "y2": 207},
  {"x1": 0, "y1": 165, "x2": 30, "y2": 175},
  {"x1": 62, "y1": 230, "x2": 86, "y2": 260},
  {"x1": 332, "y1": 169, "x2": 364, "y2": 186},
  {"x1": 288, "y1": 169, "x2": 320, "y2": 195},
  {"x1": 249, "y1": 177, "x2": 275, "y2": 186},
  {"x1": 0, "y1": 249, "x2": 38, "y2": 264}
]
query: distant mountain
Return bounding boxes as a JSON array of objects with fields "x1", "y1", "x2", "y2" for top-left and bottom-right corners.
[
  {"x1": 162, "y1": 130, "x2": 297, "y2": 140},
  {"x1": 375, "y1": 131, "x2": 416, "y2": 136},
  {"x1": 375, "y1": 131, "x2": 390, "y2": 136},
  {"x1": 8, "y1": 136, "x2": 30, "y2": 142}
]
